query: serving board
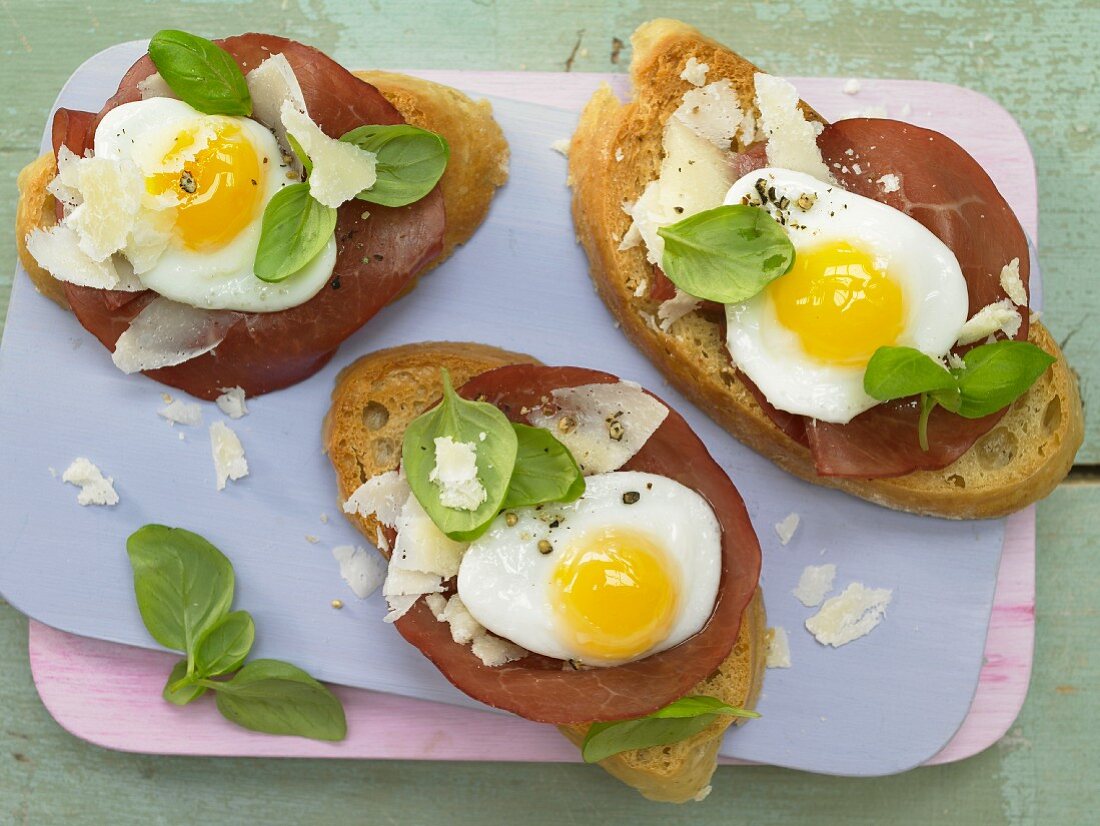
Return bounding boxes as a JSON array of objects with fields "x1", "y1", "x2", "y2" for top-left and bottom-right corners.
[{"x1": 1, "y1": 43, "x2": 1038, "y2": 776}]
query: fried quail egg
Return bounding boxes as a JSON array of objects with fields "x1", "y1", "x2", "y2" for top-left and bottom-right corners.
[
  {"x1": 456, "y1": 471, "x2": 722, "y2": 667},
  {"x1": 723, "y1": 167, "x2": 969, "y2": 423},
  {"x1": 94, "y1": 97, "x2": 335, "y2": 312}
]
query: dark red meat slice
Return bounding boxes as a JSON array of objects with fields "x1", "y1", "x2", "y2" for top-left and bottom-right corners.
[
  {"x1": 52, "y1": 34, "x2": 445, "y2": 400},
  {"x1": 726, "y1": 120, "x2": 1029, "y2": 477},
  {"x1": 394, "y1": 365, "x2": 762, "y2": 724}
]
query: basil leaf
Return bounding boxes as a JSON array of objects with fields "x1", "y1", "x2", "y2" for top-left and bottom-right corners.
[
  {"x1": 956, "y1": 341, "x2": 1056, "y2": 418},
  {"x1": 148, "y1": 30, "x2": 251, "y2": 117},
  {"x1": 402, "y1": 369, "x2": 518, "y2": 541},
  {"x1": 864, "y1": 346, "x2": 959, "y2": 403},
  {"x1": 212, "y1": 659, "x2": 347, "y2": 741},
  {"x1": 254, "y1": 183, "x2": 337, "y2": 283},
  {"x1": 194, "y1": 610, "x2": 255, "y2": 678},
  {"x1": 341, "y1": 124, "x2": 449, "y2": 207},
  {"x1": 126, "y1": 524, "x2": 234, "y2": 654},
  {"x1": 163, "y1": 659, "x2": 206, "y2": 706},
  {"x1": 501, "y1": 423, "x2": 585, "y2": 510},
  {"x1": 656, "y1": 205, "x2": 795, "y2": 303},
  {"x1": 581, "y1": 695, "x2": 759, "y2": 763}
]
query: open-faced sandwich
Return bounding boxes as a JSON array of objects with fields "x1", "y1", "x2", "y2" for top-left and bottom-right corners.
[
  {"x1": 568, "y1": 19, "x2": 1083, "y2": 518},
  {"x1": 16, "y1": 31, "x2": 508, "y2": 399},
  {"x1": 324, "y1": 342, "x2": 765, "y2": 803}
]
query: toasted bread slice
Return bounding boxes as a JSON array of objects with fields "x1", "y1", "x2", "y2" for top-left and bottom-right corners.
[
  {"x1": 15, "y1": 71, "x2": 508, "y2": 307},
  {"x1": 323, "y1": 341, "x2": 765, "y2": 803},
  {"x1": 568, "y1": 18, "x2": 1083, "y2": 519}
]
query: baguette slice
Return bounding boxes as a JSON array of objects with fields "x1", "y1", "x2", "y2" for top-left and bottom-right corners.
[
  {"x1": 568, "y1": 18, "x2": 1083, "y2": 519},
  {"x1": 15, "y1": 71, "x2": 508, "y2": 308},
  {"x1": 323, "y1": 341, "x2": 765, "y2": 803}
]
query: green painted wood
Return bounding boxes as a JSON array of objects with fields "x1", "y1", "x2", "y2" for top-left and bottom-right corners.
[{"x1": 0, "y1": 1, "x2": 1097, "y2": 822}]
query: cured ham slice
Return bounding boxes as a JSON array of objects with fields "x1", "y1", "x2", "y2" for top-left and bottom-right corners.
[
  {"x1": 51, "y1": 34, "x2": 445, "y2": 399},
  {"x1": 394, "y1": 365, "x2": 762, "y2": 724}
]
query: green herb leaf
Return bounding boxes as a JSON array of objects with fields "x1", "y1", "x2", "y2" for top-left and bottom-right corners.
[
  {"x1": 194, "y1": 610, "x2": 255, "y2": 678},
  {"x1": 863, "y1": 346, "x2": 959, "y2": 405},
  {"x1": 147, "y1": 30, "x2": 251, "y2": 117},
  {"x1": 211, "y1": 659, "x2": 347, "y2": 741},
  {"x1": 341, "y1": 124, "x2": 449, "y2": 207},
  {"x1": 286, "y1": 133, "x2": 313, "y2": 176},
  {"x1": 126, "y1": 524, "x2": 234, "y2": 654},
  {"x1": 656, "y1": 205, "x2": 795, "y2": 303},
  {"x1": 402, "y1": 370, "x2": 518, "y2": 541},
  {"x1": 581, "y1": 695, "x2": 759, "y2": 764},
  {"x1": 501, "y1": 423, "x2": 585, "y2": 510},
  {"x1": 163, "y1": 659, "x2": 206, "y2": 706},
  {"x1": 254, "y1": 182, "x2": 337, "y2": 283},
  {"x1": 956, "y1": 341, "x2": 1056, "y2": 418}
]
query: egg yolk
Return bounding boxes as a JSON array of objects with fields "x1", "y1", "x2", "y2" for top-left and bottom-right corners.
[
  {"x1": 768, "y1": 242, "x2": 906, "y2": 366},
  {"x1": 147, "y1": 123, "x2": 264, "y2": 252},
  {"x1": 551, "y1": 528, "x2": 679, "y2": 663}
]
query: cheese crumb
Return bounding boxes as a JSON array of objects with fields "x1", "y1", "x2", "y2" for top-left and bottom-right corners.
[
  {"x1": 792, "y1": 563, "x2": 837, "y2": 607},
  {"x1": 766, "y1": 626, "x2": 792, "y2": 668},
  {"x1": 999, "y1": 257, "x2": 1027, "y2": 306},
  {"x1": 946, "y1": 351, "x2": 966, "y2": 371},
  {"x1": 673, "y1": 80, "x2": 751, "y2": 151},
  {"x1": 331, "y1": 544, "x2": 387, "y2": 599},
  {"x1": 806, "y1": 583, "x2": 893, "y2": 647},
  {"x1": 956, "y1": 299, "x2": 1022, "y2": 345},
  {"x1": 550, "y1": 138, "x2": 570, "y2": 157},
  {"x1": 343, "y1": 469, "x2": 411, "y2": 528},
  {"x1": 877, "y1": 173, "x2": 901, "y2": 193},
  {"x1": 209, "y1": 421, "x2": 248, "y2": 490},
  {"x1": 754, "y1": 73, "x2": 834, "y2": 183},
  {"x1": 428, "y1": 436, "x2": 487, "y2": 511},
  {"x1": 61, "y1": 458, "x2": 119, "y2": 506},
  {"x1": 281, "y1": 101, "x2": 377, "y2": 208},
  {"x1": 693, "y1": 785, "x2": 713, "y2": 803},
  {"x1": 390, "y1": 495, "x2": 468, "y2": 578},
  {"x1": 470, "y1": 632, "x2": 528, "y2": 667},
  {"x1": 157, "y1": 399, "x2": 202, "y2": 427},
  {"x1": 614, "y1": 147, "x2": 624, "y2": 162},
  {"x1": 440, "y1": 594, "x2": 484, "y2": 644},
  {"x1": 774, "y1": 512, "x2": 800, "y2": 545},
  {"x1": 215, "y1": 386, "x2": 248, "y2": 419},
  {"x1": 842, "y1": 78, "x2": 862, "y2": 95},
  {"x1": 679, "y1": 56, "x2": 710, "y2": 86}
]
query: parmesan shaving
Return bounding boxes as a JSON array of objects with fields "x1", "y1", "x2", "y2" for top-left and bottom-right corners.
[
  {"x1": 112, "y1": 298, "x2": 236, "y2": 374},
  {"x1": 136, "y1": 71, "x2": 178, "y2": 100},
  {"x1": 805, "y1": 583, "x2": 893, "y2": 647},
  {"x1": 679, "y1": 56, "x2": 709, "y2": 86},
  {"x1": 470, "y1": 633, "x2": 528, "y2": 667},
  {"x1": 877, "y1": 173, "x2": 901, "y2": 194},
  {"x1": 792, "y1": 563, "x2": 836, "y2": 607},
  {"x1": 671, "y1": 80, "x2": 749, "y2": 151},
  {"x1": 550, "y1": 138, "x2": 570, "y2": 157},
  {"x1": 215, "y1": 386, "x2": 248, "y2": 419},
  {"x1": 25, "y1": 226, "x2": 133, "y2": 291},
  {"x1": 428, "y1": 436, "x2": 487, "y2": 511},
  {"x1": 390, "y1": 495, "x2": 468, "y2": 579},
  {"x1": 999, "y1": 257, "x2": 1027, "y2": 306},
  {"x1": 774, "y1": 512, "x2": 800, "y2": 546},
  {"x1": 766, "y1": 626, "x2": 791, "y2": 668},
  {"x1": 527, "y1": 382, "x2": 669, "y2": 475},
  {"x1": 657, "y1": 289, "x2": 702, "y2": 332},
  {"x1": 246, "y1": 54, "x2": 307, "y2": 173},
  {"x1": 61, "y1": 458, "x2": 119, "y2": 506},
  {"x1": 753, "y1": 73, "x2": 834, "y2": 184},
  {"x1": 331, "y1": 544, "x2": 387, "y2": 599},
  {"x1": 956, "y1": 299, "x2": 1022, "y2": 345},
  {"x1": 343, "y1": 470, "x2": 411, "y2": 529},
  {"x1": 209, "y1": 421, "x2": 248, "y2": 490},
  {"x1": 158, "y1": 399, "x2": 203, "y2": 427},
  {"x1": 280, "y1": 101, "x2": 377, "y2": 208}
]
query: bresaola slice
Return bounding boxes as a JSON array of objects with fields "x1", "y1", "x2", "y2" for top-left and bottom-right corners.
[
  {"x1": 393, "y1": 365, "x2": 762, "y2": 725},
  {"x1": 50, "y1": 34, "x2": 445, "y2": 400}
]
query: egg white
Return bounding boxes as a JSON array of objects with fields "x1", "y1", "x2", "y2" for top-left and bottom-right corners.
[
  {"x1": 722, "y1": 168, "x2": 969, "y2": 423},
  {"x1": 456, "y1": 471, "x2": 722, "y2": 667},
  {"x1": 94, "y1": 97, "x2": 335, "y2": 313}
]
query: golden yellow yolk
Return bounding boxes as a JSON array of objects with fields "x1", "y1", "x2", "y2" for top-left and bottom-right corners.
[
  {"x1": 768, "y1": 241, "x2": 907, "y2": 366},
  {"x1": 147, "y1": 123, "x2": 264, "y2": 252},
  {"x1": 551, "y1": 528, "x2": 679, "y2": 663}
]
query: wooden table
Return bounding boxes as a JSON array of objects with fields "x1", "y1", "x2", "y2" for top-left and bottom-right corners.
[{"x1": 1, "y1": 1, "x2": 1095, "y2": 822}]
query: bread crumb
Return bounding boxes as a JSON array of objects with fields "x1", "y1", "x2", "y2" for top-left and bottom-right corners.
[
  {"x1": 774, "y1": 512, "x2": 800, "y2": 545},
  {"x1": 766, "y1": 626, "x2": 791, "y2": 668},
  {"x1": 614, "y1": 147, "x2": 624, "y2": 162},
  {"x1": 842, "y1": 78, "x2": 861, "y2": 95}
]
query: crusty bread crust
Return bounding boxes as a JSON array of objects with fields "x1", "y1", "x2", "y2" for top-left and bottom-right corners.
[
  {"x1": 568, "y1": 18, "x2": 1083, "y2": 519},
  {"x1": 323, "y1": 340, "x2": 765, "y2": 803},
  {"x1": 14, "y1": 71, "x2": 508, "y2": 308}
]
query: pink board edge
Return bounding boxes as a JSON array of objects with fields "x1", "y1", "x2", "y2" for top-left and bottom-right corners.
[{"x1": 24, "y1": 68, "x2": 1037, "y2": 770}]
